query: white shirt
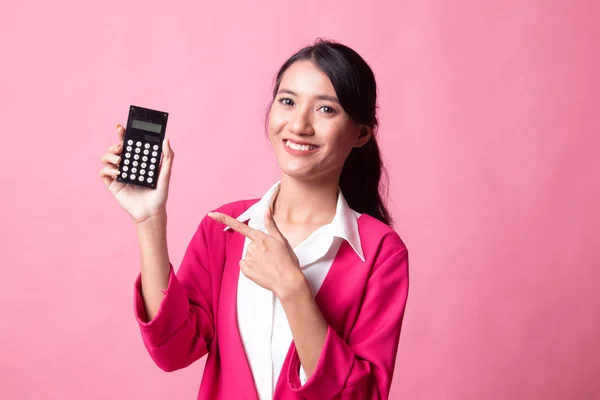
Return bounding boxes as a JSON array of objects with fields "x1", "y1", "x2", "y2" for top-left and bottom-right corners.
[{"x1": 227, "y1": 181, "x2": 365, "y2": 399}]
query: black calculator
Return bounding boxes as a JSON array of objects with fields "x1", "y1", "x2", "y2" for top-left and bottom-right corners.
[{"x1": 116, "y1": 105, "x2": 169, "y2": 189}]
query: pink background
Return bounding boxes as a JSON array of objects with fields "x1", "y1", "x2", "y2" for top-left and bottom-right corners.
[{"x1": 1, "y1": 0, "x2": 599, "y2": 399}]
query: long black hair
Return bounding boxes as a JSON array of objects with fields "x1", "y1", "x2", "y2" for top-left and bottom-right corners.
[{"x1": 269, "y1": 38, "x2": 393, "y2": 226}]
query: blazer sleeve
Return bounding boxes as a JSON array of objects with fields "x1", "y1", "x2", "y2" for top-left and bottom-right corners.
[
  {"x1": 133, "y1": 215, "x2": 217, "y2": 372},
  {"x1": 287, "y1": 246, "x2": 409, "y2": 399}
]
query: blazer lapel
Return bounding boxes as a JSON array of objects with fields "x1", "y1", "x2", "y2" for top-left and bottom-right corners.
[{"x1": 219, "y1": 228, "x2": 258, "y2": 400}]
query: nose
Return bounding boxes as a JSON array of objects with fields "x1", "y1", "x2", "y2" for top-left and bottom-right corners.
[{"x1": 288, "y1": 107, "x2": 314, "y2": 136}]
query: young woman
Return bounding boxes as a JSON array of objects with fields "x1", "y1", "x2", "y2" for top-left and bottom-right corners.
[{"x1": 100, "y1": 39, "x2": 409, "y2": 400}]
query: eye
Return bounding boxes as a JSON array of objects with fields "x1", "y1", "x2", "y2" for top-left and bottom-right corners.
[
  {"x1": 278, "y1": 98, "x2": 294, "y2": 107},
  {"x1": 318, "y1": 105, "x2": 336, "y2": 114}
]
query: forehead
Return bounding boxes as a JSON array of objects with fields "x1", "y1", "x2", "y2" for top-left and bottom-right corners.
[{"x1": 279, "y1": 60, "x2": 336, "y2": 96}]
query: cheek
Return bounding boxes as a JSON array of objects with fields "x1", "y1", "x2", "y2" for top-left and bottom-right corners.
[
  {"x1": 322, "y1": 123, "x2": 357, "y2": 153},
  {"x1": 267, "y1": 109, "x2": 286, "y2": 139}
]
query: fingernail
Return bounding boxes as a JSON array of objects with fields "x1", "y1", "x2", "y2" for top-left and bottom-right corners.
[{"x1": 116, "y1": 124, "x2": 121, "y2": 129}]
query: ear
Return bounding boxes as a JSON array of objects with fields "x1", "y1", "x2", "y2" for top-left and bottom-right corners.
[{"x1": 354, "y1": 125, "x2": 373, "y2": 148}]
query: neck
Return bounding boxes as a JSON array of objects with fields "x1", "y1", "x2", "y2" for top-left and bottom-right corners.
[{"x1": 273, "y1": 174, "x2": 339, "y2": 225}]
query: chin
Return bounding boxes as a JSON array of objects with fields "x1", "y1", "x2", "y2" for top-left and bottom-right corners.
[
  {"x1": 277, "y1": 162, "x2": 316, "y2": 179},
  {"x1": 279, "y1": 162, "x2": 336, "y2": 183},
  {"x1": 280, "y1": 166, "x2": 314, "y2": 179},
  {"x1": 274, "y1": 150, "x2": 336, "y2": 181}
]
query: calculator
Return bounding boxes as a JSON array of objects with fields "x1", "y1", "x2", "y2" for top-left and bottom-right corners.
[{"x1": 116, "y1": 105, "x2": 169, "y2": 189}]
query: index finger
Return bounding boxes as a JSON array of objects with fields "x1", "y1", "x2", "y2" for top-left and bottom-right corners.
[{"x1": 208, "y1": 212, "x2": 262, "y2": 241}]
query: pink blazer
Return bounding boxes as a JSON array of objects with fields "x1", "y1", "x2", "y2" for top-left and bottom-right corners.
[{"x1": 133, "y1": 199, "x2": 409, "y2": 399}]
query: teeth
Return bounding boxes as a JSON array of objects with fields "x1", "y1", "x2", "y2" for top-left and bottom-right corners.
[{"x1": 285, "y1": 140, "x2": 317, "y2": 151}]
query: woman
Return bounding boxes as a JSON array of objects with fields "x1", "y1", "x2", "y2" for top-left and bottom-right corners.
[{"x1": 100, "y1": 39, "x2": 409, "y2": 400}]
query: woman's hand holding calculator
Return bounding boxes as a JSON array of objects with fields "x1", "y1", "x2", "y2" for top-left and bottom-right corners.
[{"x1": 99, "y1": 124, "x2": 174, "y2": 224}]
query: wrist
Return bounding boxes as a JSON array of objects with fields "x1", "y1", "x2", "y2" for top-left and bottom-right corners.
[
  {"x1": 277, "y1": 269, "x2": 310, "y2": 304},
  {"x1": 135, "y1": 210, "x2": 167, "y2": 232}
]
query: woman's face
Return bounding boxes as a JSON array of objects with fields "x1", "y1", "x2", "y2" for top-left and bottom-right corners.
[{"x1": 268, "y1": 60, "x2": 371, "y2": 182}]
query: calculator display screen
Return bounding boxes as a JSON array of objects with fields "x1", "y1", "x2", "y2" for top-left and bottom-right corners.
[{"x1": 131, "y1": 119, "x2": 162, "y2": 134}]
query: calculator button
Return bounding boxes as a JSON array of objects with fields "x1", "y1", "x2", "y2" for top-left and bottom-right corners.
[
  {"x1": 151, "y1": 158, "x2": 156, "y2": 163},
  {"x1": 133, "y1": 161, "x2": 138, "y2": 166},
  {"x1": 143, "y1": 149, "x2": 149, "y2": 155},
  {"x1": 130, "y1": 174, "x2": 136, "y2": 180},
  {"x1": 142, "y1": 156, "x2": 148, "y2": 162},
  {"x1": 124, "y1": 159, "x2": 130, "y2": 165},
  {"x1": 134, "y1": 154, "x2": 139, "y2": 160},
  {"x1": 141, "y1": 163, "x2": 146, "y2": 168},
  {"x1": 138, "y1": 176, "x2": 144, "y2": 181},
  {"x1": 126, "y1": 146, "x2": 132, "y2": 151},
  {"x1": 122, "y1": 166, "x2": 128, "y2": 172},
  {"x1": 149, "y1": 164, "x2": 155, "y2": 170},
  {"x1": 140, "y1": 169, "x2": 146, "y2": 175},
  {"x1": 136, "y1": 141, "x2": 142, "y2": 147},
  {"x1": 147, "y1": 177, "x2": 153, "y2": 183},
  {"x1": 135, "y1": 148, "x2": 141, "y2": 153},
  {"x1": 127, "y1": 140, "x2": 133, "y2": 145},
  {"x1": 144, "y1": 143, "x2": 150, "y2": 149},
  {"x1": 153, "y1": 145, "x2": 159, "y2": 150},
  {"x1": 121, "y1": 172, "x2": 127, "y2": 178},
  {"x1": 124, "y1": 153, "x2": 131, "y2": 158},
  {"x1": 131, "y1": 167, "x2": 137, "y2": 173},
  {"x1": 148, "y1": 171, "x2": 154, "y2": 177}
]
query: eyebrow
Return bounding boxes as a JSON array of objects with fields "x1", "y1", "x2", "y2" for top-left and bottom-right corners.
[{"x1": 276, "y1": 89, "x2": 340, "y2": 104}]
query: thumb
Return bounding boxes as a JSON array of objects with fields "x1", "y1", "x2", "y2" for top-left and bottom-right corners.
[
  {"x1": 264, "y1": 207, "x2": 288, "y2": 245},
  {"x1": 159, "y1": 137, "x2": 174, "y2": 182}
]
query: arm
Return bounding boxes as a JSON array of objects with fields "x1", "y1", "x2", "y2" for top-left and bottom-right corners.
[
  {"x1": 279, "y1": 278, "x2": 328, "y2": 379},
  {"x1": 133, "y1": 214, "x2": 218, "y2": 372},
  {"x1": 135, "y1": 211, "x2": 170, "y2": 321},
  {"x1": 282, "y1": 247, "x2": 409, "y2": 399}
]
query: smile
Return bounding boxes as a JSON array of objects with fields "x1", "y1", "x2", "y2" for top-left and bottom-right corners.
[{"x1": 284, "y1": 140, "x2": 319, "y2": 152}]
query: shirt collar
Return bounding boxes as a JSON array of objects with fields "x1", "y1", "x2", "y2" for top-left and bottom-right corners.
[{"x1": 224, "y1": 180, "x2": 365, "y2": 262}]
